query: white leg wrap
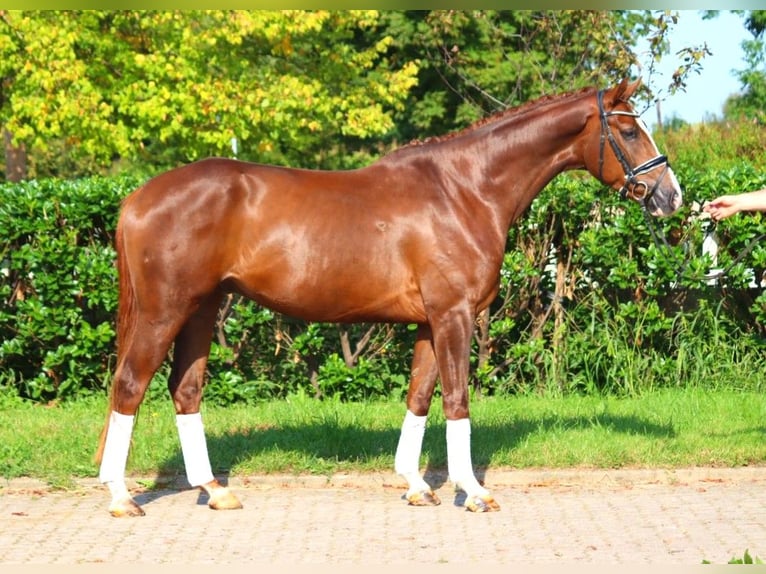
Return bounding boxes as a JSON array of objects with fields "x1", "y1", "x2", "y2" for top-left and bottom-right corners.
[
  {"x1": 106, "y1": 479, "x2": 131, "y2": 502},
  {"x1": 394, "y1": 410, "x2": 431, "y2": 492},
  {"x1": 446, "y1": 418, "x2": 488, "y2": 497},
  {"x1": 99, "y1": 411, "x2": 134, "y2": 496},
  {"x1": 176, "y1": 412, "x2": 215, "y2": 487}
]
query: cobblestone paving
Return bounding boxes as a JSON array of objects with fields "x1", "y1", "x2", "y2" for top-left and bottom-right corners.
[{"x1": 1, "y1": 467, "x2": 765, "y2": 565}]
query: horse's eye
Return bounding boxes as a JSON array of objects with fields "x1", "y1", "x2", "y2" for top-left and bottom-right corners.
[{"x1": 622, "y1": 128, "x2": 638, "y2": 140}]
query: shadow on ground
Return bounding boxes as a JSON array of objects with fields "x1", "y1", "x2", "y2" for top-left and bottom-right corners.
[{"x1": 150, "y1": 411, "x2": 678, "y2": 495}]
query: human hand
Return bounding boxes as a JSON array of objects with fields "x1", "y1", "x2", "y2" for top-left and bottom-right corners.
[{"x1": 703, "y1": 196, "x2": 739, "y2": 221}]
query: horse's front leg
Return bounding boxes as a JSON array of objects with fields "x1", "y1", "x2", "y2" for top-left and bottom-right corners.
[
  {"x1": 433, "y1": 308, "x2": 500, "y2": 513},
  {"x1": 170, "y1": 300, "x2": 242, "y2": 511},
  {"x1": 395, "y1": 325, "x2": 441, "y2": 506}
]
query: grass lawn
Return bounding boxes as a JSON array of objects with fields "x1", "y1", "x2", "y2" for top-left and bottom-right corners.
[{"x1": 1, "y1": 387, "x2": 764, "y2": 488}]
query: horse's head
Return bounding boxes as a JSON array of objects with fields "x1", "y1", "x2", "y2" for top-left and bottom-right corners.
[{"x1": 584, "y1": 78, "x2": 682, "y2": 217}]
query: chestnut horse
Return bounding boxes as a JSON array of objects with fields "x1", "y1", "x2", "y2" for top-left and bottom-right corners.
[{"x1": 96, "y1": 78, "x2": 682, "y2": 516}]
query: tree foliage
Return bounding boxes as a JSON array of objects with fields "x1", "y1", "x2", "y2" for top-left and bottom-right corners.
[
  {"x1": 723, "y1": 10, "x2": 766, "y2": 123},
  {"x1": 377, "y1": 11, "x2": 654, "y2": 143},
  {"x1": 0, "y1": 10, "x2": 679, "y2": 179},
  {"x1": 0, "y1": 10, "x2": 419, "y2": 176}
]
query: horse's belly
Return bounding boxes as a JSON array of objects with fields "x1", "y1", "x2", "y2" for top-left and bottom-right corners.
[{"x1": 227, "y1": 264, "x2": 426, "y2": 324}]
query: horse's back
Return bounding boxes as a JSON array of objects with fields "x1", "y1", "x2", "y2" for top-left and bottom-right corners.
[{"x1": 122, "y1": 158, "x2": 269, "y2": 217}]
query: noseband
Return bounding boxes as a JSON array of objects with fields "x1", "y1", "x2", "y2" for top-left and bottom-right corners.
[{"x1": 597, "y1": 89, "x2": 670, "y2": 206}]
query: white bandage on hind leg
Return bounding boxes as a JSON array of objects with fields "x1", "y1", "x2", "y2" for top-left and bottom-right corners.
[
  {"x1": 176, "y1": 412, "x2": 215, "y2": 487},
  {"x1": 99, "y1": 411, "x2": 134, "y2": 498},
  {"x1": 446, "y1": 418, "x2": 488, "y2": 497},
  {"x1": 394, "y1": 410, "x2": 430, "y2": 492}
]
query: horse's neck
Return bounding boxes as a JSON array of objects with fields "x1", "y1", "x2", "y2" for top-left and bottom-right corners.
[{"x1": 464, "y1": 95, "x2": 592, "y2": 227}]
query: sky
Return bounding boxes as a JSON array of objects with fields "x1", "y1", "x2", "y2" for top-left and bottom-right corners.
[{"x1": 636, "y1": 10, "x2": 751, "y2": 129}]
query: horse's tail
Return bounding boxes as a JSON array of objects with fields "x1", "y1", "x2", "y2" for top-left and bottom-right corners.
[{"x1": 95, "y1": 197, "x2": 138, "y2": 465}]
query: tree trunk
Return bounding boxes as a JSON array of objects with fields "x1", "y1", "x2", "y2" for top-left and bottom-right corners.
[
  {"x1": 473, "y1": 307, "x2": 490, "y2": 395},
  {"x1": 338, "y1": 325, "x2": 376, "y2": 368},
  {"x1": 3, "y1": 128, "x2": 27, "y2": 182},
  {"x1": 552, "y1": 238, "x2": 573, "y2": 391}
]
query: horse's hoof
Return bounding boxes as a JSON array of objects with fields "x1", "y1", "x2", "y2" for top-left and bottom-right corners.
[
  {"x1": 202, "y1": 480, "x2": 243, "y2": 510},
  {"x1": 208, "y1": 488, "x2": 243, "y2": 510},
  {"x1": 464, "y1": 494, "x2": 501, "y2": 513},
  {"x1": 406, "y1": 489, "x2": 442, "y2": 507},
  {"x1": 108, "y1": 497, "x2": 145, "y2": 517}
]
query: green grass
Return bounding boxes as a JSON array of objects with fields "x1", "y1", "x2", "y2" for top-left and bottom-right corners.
[{"x1": 1, "y1": 388, "x2": 765, "y2": 487}]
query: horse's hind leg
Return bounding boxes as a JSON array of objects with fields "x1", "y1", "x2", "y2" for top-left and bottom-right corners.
[
  {"x1": 99, "y1": 322, "x2": 178, "y2": 517},
  {"x1": 169, "y1": 294, "x2": 242, "y2": 511},
  {"x1": 395, "y1": 324, "x2": 441, "y2": 506}
]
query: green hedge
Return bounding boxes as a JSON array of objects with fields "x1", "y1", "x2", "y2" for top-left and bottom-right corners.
[
  {"x1": 0, "y1": 177, "x2": 134, "y2": 400},
  {"x1": 2, "y1": 159, "x2": 766, "y2": 404}
]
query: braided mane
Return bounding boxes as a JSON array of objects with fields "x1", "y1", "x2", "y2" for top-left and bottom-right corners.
[{"x1": 398, "y1": 85, "x2": 596, "y2": 151}]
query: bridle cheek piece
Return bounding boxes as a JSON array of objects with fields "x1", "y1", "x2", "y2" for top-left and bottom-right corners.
[{"x1": 597, "y1": 89, "x2": 670, "y2": 207}]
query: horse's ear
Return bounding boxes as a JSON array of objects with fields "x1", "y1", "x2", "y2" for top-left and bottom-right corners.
[{"x1": 613, "y1": 77, "x2": 642, "y2": 102}]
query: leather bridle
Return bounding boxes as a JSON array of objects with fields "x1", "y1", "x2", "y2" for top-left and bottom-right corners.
[{"x1": 597, "y1": 89, "x2": 670, "y2": 207}]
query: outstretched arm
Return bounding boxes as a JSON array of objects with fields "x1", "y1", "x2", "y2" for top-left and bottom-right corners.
[{"x1": 704, "y1": 188, "x2": 766, "y2": 221}]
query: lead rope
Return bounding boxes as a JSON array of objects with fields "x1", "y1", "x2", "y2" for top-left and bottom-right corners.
[
  {"x1": 638, "y1": 203, "x2": 690, "y2": 288},
  {"x1": 639, "y1": 203, "x2": 766, "y2": 286},
  {"x1": 699, "y1": 220, "x2": 766, "y2": 283}
]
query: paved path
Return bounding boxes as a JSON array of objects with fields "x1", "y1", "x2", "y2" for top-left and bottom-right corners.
[{"x1": 1, "y1": 467, "x2": 765, "y2": 565}]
